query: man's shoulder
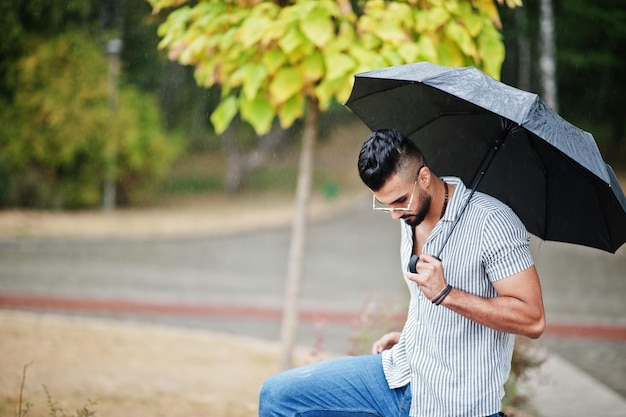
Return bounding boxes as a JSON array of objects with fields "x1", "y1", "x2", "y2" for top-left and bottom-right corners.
[
  {"x1": 471, "y1": 191, "x2": 511, "y2": 212},
  {"x1": 444, "y1": 177, "x2": 523, "y2": 227}
]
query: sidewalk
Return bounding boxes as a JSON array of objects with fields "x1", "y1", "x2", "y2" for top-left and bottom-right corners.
[{"x1": 521, "y1": 349, "x2": 626, "y2": 417}]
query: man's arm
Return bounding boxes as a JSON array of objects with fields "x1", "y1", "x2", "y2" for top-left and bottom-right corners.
[{"x1": 412, "y1": 254, "x2": 546, "y2": 339}]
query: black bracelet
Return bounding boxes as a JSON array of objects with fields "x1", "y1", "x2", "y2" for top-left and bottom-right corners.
[{"x1": 431, "y1": 284, "x2": 452, "y2": 305}]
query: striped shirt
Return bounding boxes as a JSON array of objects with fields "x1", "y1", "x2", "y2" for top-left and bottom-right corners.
[{"x1": 381, "y1": 177, "x2": 534, "y2": 417}]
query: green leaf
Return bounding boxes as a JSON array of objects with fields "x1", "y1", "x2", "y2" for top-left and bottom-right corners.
[
  {"x1": 398, "y1": 42, "x2": 421, "y2": 63},
  {"x1": 262, "y1": 49, "x2": 288, "y2": 76},
  {"x1": 444, "y1": 20, "x2": 477, "y2": 60},
  {"x1": 324, "y1": 26, "x2": 354, "y2": 53},
  {"x1": 278, "y1": 25, "x2": 306, "y2": 55},
  {"x1": 244, "y1": 64, "x2": 268, "y2": 100},
  {"x1": 269, "y1": 67, "x2": 304, "y2": 106},
  {"x1": 301, "y1": 51, "x2": 325, "y2": 83},
  {"x1": 415, "y1": 7, "x2": 449, "y2": 32},
  {"x1": 360, "y1": 33, "x2": 382, "y2": 50},
  {"x1": 178, "y1": 34, "x2": 207, "y2": 65},
  {"x1": 455, "y1": 2, "x2": 484, "y2": 37},
  {"x1": 417, "y1": 34, "x2": 439, "y2": 62},
  {"x1": 278, "y1": 94, "x2": 304, "y2": 128},
  {"x1": 315, "y1": 77, "x2": 345, "y2": 110},
  {"x1": 377, "y1": 20, "x2": 409, "y2": 43},
  {"x1": 381, "y1": 45, "x2": 404, "y2": 67},
  {"x1": 349, "y1": 45, "x2": 386, "y2": 69},
  {"x1": 478, "y1": 26, "x2": 505, "y2": 79},
  {"x1": 323, "y1": 52, "x2": 355, "y2": 80},
  {"x1": 237, "y1": 15, "x2": 273, "y2": 48},
  {"x1": 210, "y1": 96, "x2": 238, "y2": 134},
  {"x1": 239, "y1": 93, "x2": 275, "y2": 135},
  {"x1": 299, "y1": 8, "x2": 334, "y2": 48}
]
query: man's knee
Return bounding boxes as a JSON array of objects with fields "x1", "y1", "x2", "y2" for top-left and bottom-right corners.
[{"x1": 259, "y1": 372, "x2": 295, "y2": 417}]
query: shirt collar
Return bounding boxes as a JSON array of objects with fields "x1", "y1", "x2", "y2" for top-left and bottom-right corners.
[{"x1": 439, "y1": 176, "x2": 468, "y2": 223}]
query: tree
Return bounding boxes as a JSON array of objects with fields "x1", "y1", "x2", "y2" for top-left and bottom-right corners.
[
  {"x1": 0, "y1": 31, "x2": 181, "y2": 208},
  {"x1": 538, "y1": 0, "x2": 557, "y2": 110},
  {"x1": 0, "y1": 0, "x2": 189, "y2": 208},
  {"x1": 555, "y1": 0, "x2": 626, "y2": 163},
  {"x1": 150, "y1": 0, "x2": 516, "y2": 369}
]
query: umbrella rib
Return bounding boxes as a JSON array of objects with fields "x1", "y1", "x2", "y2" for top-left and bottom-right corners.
[{"x1": 436, "y1": 125, "x2": 514, "y2": 259}]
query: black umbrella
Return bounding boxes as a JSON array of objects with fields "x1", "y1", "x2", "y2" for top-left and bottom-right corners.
[{"x1": 346, "y1": 62, "x2": 626, "y2": 254}]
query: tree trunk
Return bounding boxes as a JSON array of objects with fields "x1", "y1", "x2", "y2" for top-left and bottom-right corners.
[
  {"x1": 279, "y1": 96, "x2": 319, "y2": 371},
  {"x1": 515, "y1": 7, "x2": 532, "y2": 92},
  {"x1": 102, "y1": 0, "x2": 126, "y2": 211},
  {"x1": 539, "y1": 0, "x2": 558, "y2": 111},
  {"x1": 223, "y1": 119, "x2": 291, "y2": 193}
]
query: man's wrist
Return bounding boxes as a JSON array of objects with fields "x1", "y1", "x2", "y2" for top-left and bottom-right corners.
[{"x1": 431, "y1": 284, "x2": 453, "y2": 305}]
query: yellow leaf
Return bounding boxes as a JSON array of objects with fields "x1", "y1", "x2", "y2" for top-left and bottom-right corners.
[
  {"x1": 179, "y1": 35, "x2": 208, "y2": 65},
  {"x1": 299, "y1": 8, "x2": 334, "y2": 48},
  {"x1": 210, "y1": 96, "x2": 238, "y2": 134},
  {"x1": 464, "y1": 14, "x2": 485, "y2": 38},
  {"x1": 437, "y1": 38, "x2": 466, "y2": 67},
  {"x1": 336, "y1": 76, "x2": 355, "y2": 105},
  {"x1": 261, "y1": 20, "x2": 287, "y2": 46},
  {"x1": 269, "y1": 67, "x2": 304, "y2": 106},
  {"x1": 473, "y1": 0, "x2": 503, "y2": 29},
  {"x1": 239, "y1": 93, "x2": 275, "y2": 135}
]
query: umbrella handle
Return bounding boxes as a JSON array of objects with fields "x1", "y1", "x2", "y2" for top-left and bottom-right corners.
[{"x1": 408, "y1": 254, "x2": 442, "y2": 273}]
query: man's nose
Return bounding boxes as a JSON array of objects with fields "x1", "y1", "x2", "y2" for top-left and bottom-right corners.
[{"x1": 390, "y1": 210, "x2": 404, "y2": 220}]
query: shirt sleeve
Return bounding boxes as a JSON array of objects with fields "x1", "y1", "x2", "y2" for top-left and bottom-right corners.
[{"x1": 481, "y1": 206, "x2": 534, "y2": 282}]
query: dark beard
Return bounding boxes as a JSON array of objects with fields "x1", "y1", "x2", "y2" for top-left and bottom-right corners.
[{"x1": 402, "y1": 192, "x2": 431, "y2": 227}]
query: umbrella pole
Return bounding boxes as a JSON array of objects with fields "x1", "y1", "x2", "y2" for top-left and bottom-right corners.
[{"x1": 435, "y1": 126, "x2": 514, "y2": 259}]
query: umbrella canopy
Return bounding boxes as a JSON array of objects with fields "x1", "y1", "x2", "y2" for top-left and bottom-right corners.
[{"x1": 346, "y1": 62, "x2": 626, "y2": 253}]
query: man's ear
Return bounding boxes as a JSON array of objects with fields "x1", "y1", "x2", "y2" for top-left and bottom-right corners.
[{"x1": 419, "y1": 166, "x2": 432, "y2": 187}]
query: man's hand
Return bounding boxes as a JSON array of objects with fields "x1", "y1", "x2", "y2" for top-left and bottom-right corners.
[
  {"x1": 371, "y1": 331, "x2": 401, "y2": 354},
  {"x1": 407, "y1": 253, "x2": 447, "y2": 301}
]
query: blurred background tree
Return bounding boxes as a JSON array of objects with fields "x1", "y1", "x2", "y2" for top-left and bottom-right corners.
[
  {"x1": 499, "y1": 0, "x2": 626, "y2": 164},
  {"x1": 0, "y1": 0, "x2": 185, "y2": 208},
  {"x1": 0, "y1": 0, "x2": 624, "y2": 210}
]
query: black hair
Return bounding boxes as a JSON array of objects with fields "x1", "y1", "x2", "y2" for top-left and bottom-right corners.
[{"x1": 357, "y1": 129, "x2": 426, "y2": 191}]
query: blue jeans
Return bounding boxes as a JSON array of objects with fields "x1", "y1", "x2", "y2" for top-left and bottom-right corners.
[
  {"x1": 259, "y1": 354, "x2": 411, "y2": 417},
  {"x1": 258, "y1": 354, "x2": 504, "y2": 417}
]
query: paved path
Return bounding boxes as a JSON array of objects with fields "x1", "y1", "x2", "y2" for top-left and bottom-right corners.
[{"x1": 1, "y1": 195, "x2": 625, "y2": 416}]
